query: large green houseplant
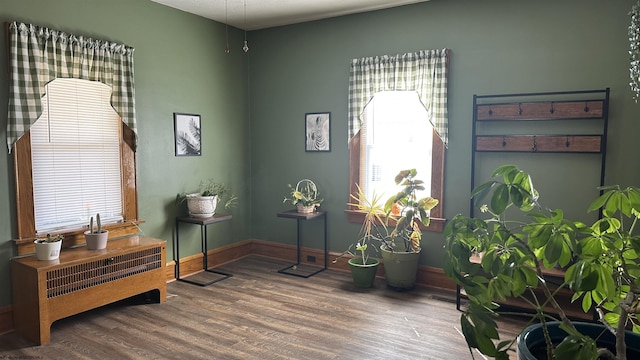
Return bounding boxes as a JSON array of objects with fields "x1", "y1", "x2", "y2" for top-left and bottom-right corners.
[{"x1": 443, "y1": 164, "x2": 640, "y2": 360}]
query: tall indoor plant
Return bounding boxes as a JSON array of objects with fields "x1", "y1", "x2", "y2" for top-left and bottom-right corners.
[
  {"x1": 443, "y1": 164, "x2": 640, "y2": 360},
  {"x1": 379, "y1": 169, "x2": 439, "y2": 289}
]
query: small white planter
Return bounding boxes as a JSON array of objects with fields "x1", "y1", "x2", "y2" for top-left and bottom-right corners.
[
  {"x1": 186, "y1": 194, "x2": 218, "y2": 218},
  {"x1": 84, "y1": 230, "x2": 109, "y2": 250},
  {"x1": 34, "y1": 239, "x2": 62, "y2": 261}
]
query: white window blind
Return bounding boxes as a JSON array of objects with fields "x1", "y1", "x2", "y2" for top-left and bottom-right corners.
[
  {"x1": 31, "y1": 78, "x2": 123, "y2": 234},
  {"x1": 361, "y1": 91, "x2": 433, "y2": 201}
]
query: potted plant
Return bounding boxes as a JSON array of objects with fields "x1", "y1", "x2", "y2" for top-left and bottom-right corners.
[
  {"x1": 283, "y1": 179, "x2": 323, "y2": 213},
  {"x1": 180, "y1": 179, "x2": 237, "y2": 218},
  {"x1": 84, "y1": 213, "x2": 108, "y2": 250},
  {"x1": 34, "y1": 234, "x2": 63, "y2": 261},
  {"x1": 379, "y1": 169, "x2": 439, "y2": 290},
  {"x1": 443, "y1": 164, "x2": 640, "y2": 360},
  {"x1": 338, "y1": 169, "x2": 439, "y2": 290},
  {"x1": 333, "y1": 184, "x2": 385, "y2": 288}
]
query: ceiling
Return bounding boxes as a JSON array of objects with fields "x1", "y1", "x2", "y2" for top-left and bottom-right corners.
[{"x1": 149, "y1": 0, "x2": 430, "y2": 31}]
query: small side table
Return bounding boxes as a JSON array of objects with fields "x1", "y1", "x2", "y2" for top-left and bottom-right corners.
[
  {"x1": 276, "y1": 210, "x2": 327, "y2": 278},
  {"x1": 175, "y1": 214, "x2": 233, "y2": 286}
]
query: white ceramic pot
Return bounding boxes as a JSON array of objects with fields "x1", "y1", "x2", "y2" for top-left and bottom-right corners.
[
  {"x1": 84, "y1": 230, "x2": 109, "y2": 250},
  {"x1": 34, "y1": 239, "x2": 62, "y2": 261},
  {"x1": 186, "y1": 194, "x2": 218, "y2": 218}
]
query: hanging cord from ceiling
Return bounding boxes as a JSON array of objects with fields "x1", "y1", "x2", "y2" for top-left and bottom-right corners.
[
  {"x1": 243, "y1": 0, "x2": 249, "y2": 52},
  {"x1": 224, "y1": 0, "x2": 230, "y2": 53}
]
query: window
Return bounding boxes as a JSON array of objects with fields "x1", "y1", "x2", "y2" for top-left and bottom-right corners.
[
  {"x1": 346, "y1": 49, "x2": 448, "y2": 232},
  {"x1": 13, "y1": 86, "x2": 139, "y2": 250},
  {"x1": 7, "y1": 22, "x2": 139, "y2": 254},
  {"x1": 360, "y1": 91, "x2": 434, "y2": 202},
  {"x1": 347, "y1": 99, "x2": 445, "y2": 232},
  {"x1": 30, "y1": 79, "x2": 123, "y2": 234}
]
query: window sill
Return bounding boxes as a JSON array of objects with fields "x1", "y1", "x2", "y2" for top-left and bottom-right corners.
[
  {"x1": 13, "y1": 219, "x2": 145, "y2": 256},
  {"x1": 344, "y1": 210, "x2": 445, "y2": 233}
]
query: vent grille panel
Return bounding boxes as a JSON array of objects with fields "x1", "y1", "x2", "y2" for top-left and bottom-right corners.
[{"x1": 46, "y1": 247, "x2": 162, "y2": 298}]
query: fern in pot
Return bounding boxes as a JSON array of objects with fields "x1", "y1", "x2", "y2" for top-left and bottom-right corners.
[{"x1": 180, "y1": 179, "x2": 237, "y2": 218}]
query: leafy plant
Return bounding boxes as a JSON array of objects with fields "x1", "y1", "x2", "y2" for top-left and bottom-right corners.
[
  {"x1": 381, "y1": 169, "x2": 439, "y2": 253},
  {"x1": 283, "y1": 179, "x2": 323, "y2": 207},
  {"x1": 443, "y1": 164, "x2": 640, "y2": 360},
  {"x1": 177, "y1": 178, "x2": 238, "y2": 210},
  {"x1": 335, "y1": 169, "x2": 439, "y2": 267}
]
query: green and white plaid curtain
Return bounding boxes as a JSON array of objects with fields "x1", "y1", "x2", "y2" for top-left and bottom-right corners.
[
  {"x1": 6, "y1": 22, "x2": 137, "y2": 152},
  {"x1": 348, "y1": 49, "x2": 449, "y2": 145}
]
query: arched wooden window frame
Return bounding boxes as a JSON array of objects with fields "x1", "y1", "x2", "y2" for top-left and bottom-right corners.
[
  {"x1": 345, "y1": 128, "x2": 446, "y2": 232},
  {"x1": 13, "y1": 124, "x2": 141, "y2": 255}
]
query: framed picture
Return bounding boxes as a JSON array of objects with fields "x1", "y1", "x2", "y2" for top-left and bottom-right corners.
[
  {"x1": 174, "y1": 113, "x2": 201, "y2": 156},
  {"x1": 305, "y1": 112, "x2": 331, "y2": 152}
]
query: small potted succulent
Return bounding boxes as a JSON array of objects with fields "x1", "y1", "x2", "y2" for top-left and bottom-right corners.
[
  {"x1": 84, "y1": 213, "x2": 108, "y2": 250},
  {"x1": 34, "y1": 233, "x2": 63, "y2": 261},
  {"x1": 283, "y1": 179, "x2": 323, "y2": 213}
]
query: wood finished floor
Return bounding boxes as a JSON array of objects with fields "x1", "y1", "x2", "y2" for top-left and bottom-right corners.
[{"x1": 0, "y1": 256, "x2": 527, "y2": 359}]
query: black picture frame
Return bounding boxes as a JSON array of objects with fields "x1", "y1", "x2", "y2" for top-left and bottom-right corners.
[
  {"x1": 305, "y1": 112, "x2": 331, "y2": 152},
  {"x1": 174, "y1": 113, "x2": 201, "y2": 156}
]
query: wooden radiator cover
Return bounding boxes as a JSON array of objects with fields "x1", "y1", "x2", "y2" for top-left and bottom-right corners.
[{"x1": 12, "y1": 236, "x2": 167, "y2": 345}]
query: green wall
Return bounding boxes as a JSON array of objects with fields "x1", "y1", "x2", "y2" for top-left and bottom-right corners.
[
  {"x1": 0, "y1": 0, "x2": 638, "y2": 309},
  {"x1": 0, "y1": 0, "x2": 250, "y2": 307},
  {"x1": 248, "y1": 0, "x2": 639, "y2": 270}
]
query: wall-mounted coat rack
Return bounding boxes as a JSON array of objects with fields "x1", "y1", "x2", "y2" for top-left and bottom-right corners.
[{"x1": 471, "y1": 88, "x2": 610, "y2": 209}]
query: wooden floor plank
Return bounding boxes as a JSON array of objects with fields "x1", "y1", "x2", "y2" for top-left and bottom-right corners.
[{"x1": 0, "y1": 255, "x2": 527, "y2": 359}]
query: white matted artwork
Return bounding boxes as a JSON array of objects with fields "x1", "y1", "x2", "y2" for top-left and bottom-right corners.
[
  {"x1": 305, "y1": 112, "x2": 331, "y2": 152},
  {"x1": 174, "y1": 113, "x2": 201, "y2": 156}
]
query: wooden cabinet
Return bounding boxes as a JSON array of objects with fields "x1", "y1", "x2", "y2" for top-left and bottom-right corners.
[{"x1": 11, "y1": 235, "x2": 166, "y2": 345}]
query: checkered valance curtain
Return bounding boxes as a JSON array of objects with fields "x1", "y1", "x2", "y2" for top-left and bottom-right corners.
[
  {"x1": 348, "y1": 49, "x2": 449, "y2": 146},
  {"x1": 6, "y1": 21, "x2": 137, "y2": 152}
]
